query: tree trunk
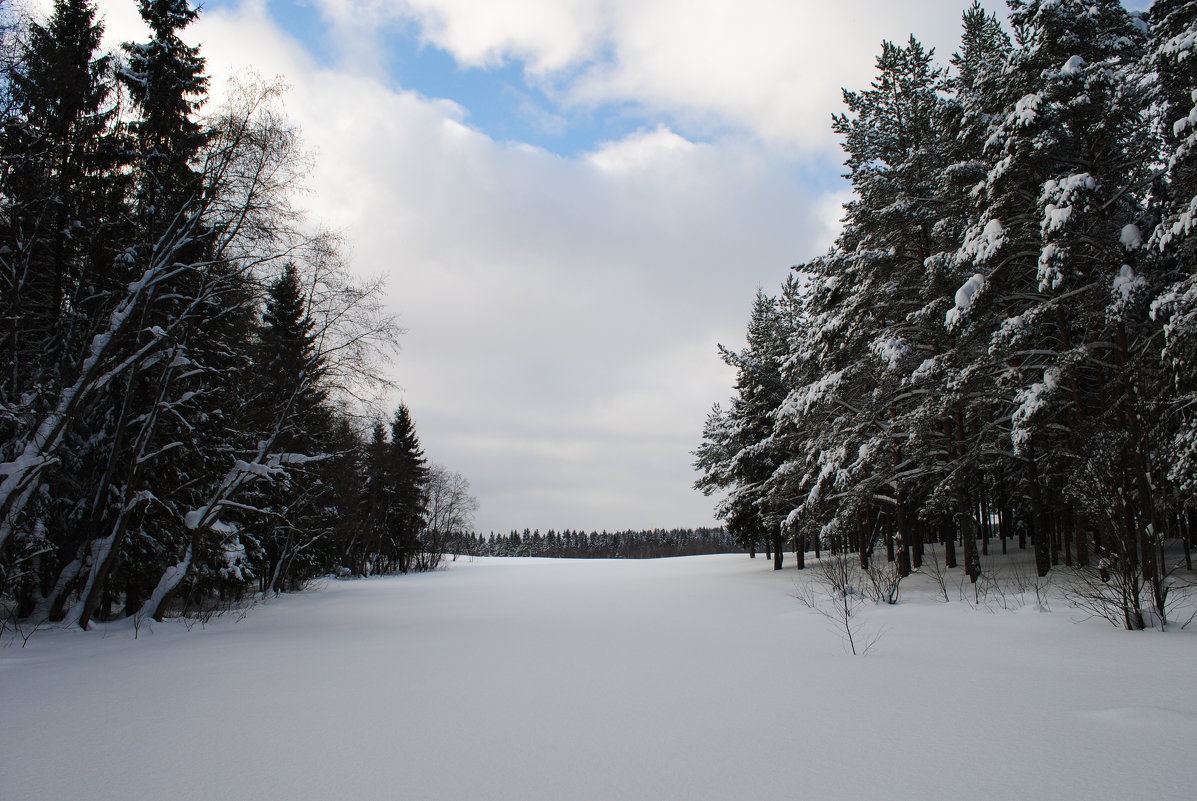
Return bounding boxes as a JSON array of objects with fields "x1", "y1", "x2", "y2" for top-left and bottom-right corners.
[
  {"x1": 124, "y1": 574, "x2": 144, "y2": 619},
  {"x1": 980, "y1": 494, "x2": 990, "y2": 557},
  {"x1": 75, "y1": 514, "x2": 132, "y2": 629},
  {"x1": 1050, "y1": 513, "x2": 1061, "y2": 567},
  {"x1": 999, "y1": 506, "x2": 1010, "y2": 556},
  {"x1": 912, "y1": 519, "x2": 924, "y2": 570},
  {"x1": 39, "y1": 555, "x2": 85, "y2": 623},
  {"x1": 884, "y1": 513, "x2": 895, "y2": 564},
  {"x1": 1027, "y1": 458, "x2": 1051, "y2": 578},
  {"x1": 895, "y1": 500, "x2": 911, "y2": 578},
  {"x1": 959, "y1": 496, "x2": 980, "y2": 583},
  {"x1": 1184, "y1": 509, "x2": 1192, "y2": 572},
  {"x1": 141, "y1": 549, "x2": 194, "y2": 622}
]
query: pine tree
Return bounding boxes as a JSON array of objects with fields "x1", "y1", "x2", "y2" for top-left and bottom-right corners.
[
  {"x1": 950, "y1": 0, "x2": 1153, "y2": 581},
  {"x1": 1148, "y1": 0, "x2": 1197, "y2": 502},
  {"x1": 756, "y1": 39, "x2": 956, "y2": 577},
  {"x1": 826, "y1": 37, "x2": 952, "y2": 576},
  {"x1": 907, "y1": 1, "x2": 1012, "y2": 575},
  {"x1": 694, "y1": 289, "x2": 791, "y2": 567}
]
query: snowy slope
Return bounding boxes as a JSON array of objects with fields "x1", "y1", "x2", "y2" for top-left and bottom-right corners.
[{"x1": 2, "y1": 554, "x2": 1194, "y2": 801}]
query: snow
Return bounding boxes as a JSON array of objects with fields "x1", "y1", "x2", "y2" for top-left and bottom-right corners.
[
  {"x1": 1111, "y1": 264, "x2": 1146, "y2": 309},
  {"x1": 953, "y1": 272, "x2": 985, "y2": 310},
  {"x1": 1040, "y1": 173, "x2": 1095, "y2": 239},
  {"x1": 1172, "y1": 111, "x2": 1195, "y2": 137},
  {"x1": 220, "y1": 540, "x2": 249, "y2": 581},
  {"x1": 234, "y1": 458, "x2": 278, "y2": 479},
  {"x1": 1012, "y1": 367, "x2": 1061, "y2": 451},
  {"x1": 869, "y1": 335, "x2": 908, "y2": 369},
  {"x1": 964, "y1": 217, "x2": 1004, "y2": 264},
  {"x1": 1012, "y1": 92, "x2": 1042, "y2": 126},
  {"x1": 1038, "y1": 242, "x2": 1064, "y2": 291},
  {"x1": 1042, "y1": 173, "x2": 1096, "y2": 202},
  {"x1": 1120, "y1": 223, "x2": 1142, "y2": 250},
  {"x1": 1041, "y1": 202, "x2": 1073, "y2": 233},
  {"x1": 776, "y1": 370, "x2": 843, "y2": 418},
  {"x1": 1160, "y1": 27, "x2": 1197, "y2": 59},
  {"x1": 1060, "y1": 55, "x2": 1086, "y2": 75},
  {"x1": 946, "y1": 272, "x2": 985, "y2": 327},
  {"x1": 911, "y1": 356, "x2": 938, "y2": 382},
  {"x1": 1156, "y1": 195, "x2": 1197, "y2": 251},
  {"x1": 183, "y1": 506, "x2": 209, "y2": 530},
  {"x1": 1, "y1": 556, "x2": 1194, "y2": 801}
]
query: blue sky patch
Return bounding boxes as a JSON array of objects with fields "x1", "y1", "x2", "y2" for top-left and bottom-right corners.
[
  {"x1": 196, "y1": 0, "x2": 654, "y2": 157},
  {"x1": 378, "y1": 28, "x2": 648, "y2": 156}
]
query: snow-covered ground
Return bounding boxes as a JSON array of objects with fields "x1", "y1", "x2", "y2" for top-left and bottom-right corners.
[{"x1": 2, "y1": 554, "x2": 1195, "y2": 801}]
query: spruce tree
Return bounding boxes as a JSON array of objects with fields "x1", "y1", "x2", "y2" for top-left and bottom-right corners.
[
  {"x1": 250, "y1": 263, "x2": 335, "y2": 593},
  {"x1": 0, "y1": 0, "x2": 126, "y2": 620},
  {"x1": 119, "y1": 0, "x2": 207, "y2": 228},
  {"x1": 1, "y1": 0, "x2": 119, "y2": 367},
  {"x1": 389, "y1": 403, "x2": 429, "y2": 573},
  {"x1": 359, "y1": 421, "x2": 394, "y2": 575}
]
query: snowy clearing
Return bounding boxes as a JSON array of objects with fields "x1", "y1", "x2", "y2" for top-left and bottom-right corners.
[{"x1": 2, "y1": 554, "x2": 1195, "y2": 801}]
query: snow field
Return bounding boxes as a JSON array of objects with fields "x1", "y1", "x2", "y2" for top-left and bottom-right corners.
[{"x1": 2, "y1": 554, "x2": 1195, "y2": 801}]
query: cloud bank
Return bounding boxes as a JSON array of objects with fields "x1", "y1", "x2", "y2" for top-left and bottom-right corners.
[{"x1": 83, "y1": 0, "x2": 1001, "y2": 532}]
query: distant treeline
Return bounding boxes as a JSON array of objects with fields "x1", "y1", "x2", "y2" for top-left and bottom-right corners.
[{"x1": 450, "y1": 528, "x2": 737, "y2": 559}]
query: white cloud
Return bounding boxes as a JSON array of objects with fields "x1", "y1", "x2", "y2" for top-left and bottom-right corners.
[
  {"x1": 586, "y1": 125, "x2": 696, "y2": 172},
  {"x1": 309, "y1": 0, "x2": 1006, "y2": 149},
  {"x1": 92, "y1": 0, "x2": 149, "y2": 41}
]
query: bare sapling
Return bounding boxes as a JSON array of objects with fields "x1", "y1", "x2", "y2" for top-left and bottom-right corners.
[{"x1": 795, "y1": 552, "x2": 882, "y2": 655}]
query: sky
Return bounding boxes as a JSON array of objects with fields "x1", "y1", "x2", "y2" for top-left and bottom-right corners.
[{"x1": 73, "y1": 0, "x2": 1151, "y2": 534}]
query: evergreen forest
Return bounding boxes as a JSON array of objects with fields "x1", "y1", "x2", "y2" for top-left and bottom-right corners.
[
  {"x1": 0, "y1": 0, "x2": 473, "y2": 630},
  {"x1": 695, "y1": 0, "x2": 1197, "y2": 629}
]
